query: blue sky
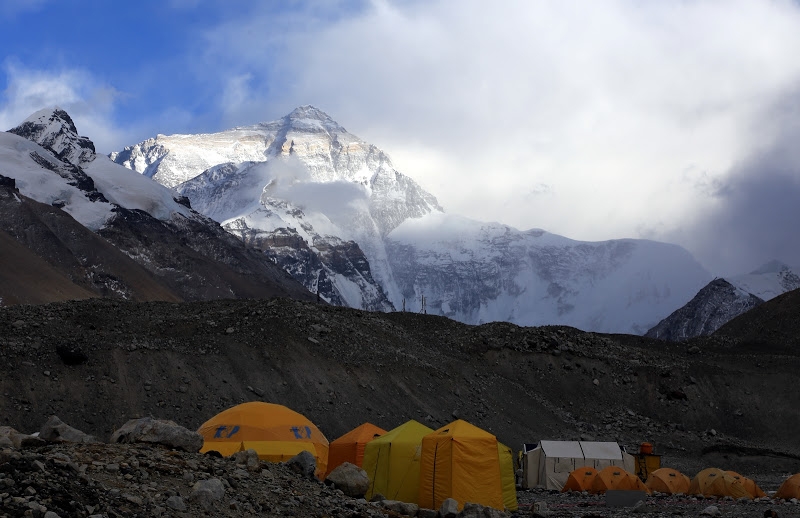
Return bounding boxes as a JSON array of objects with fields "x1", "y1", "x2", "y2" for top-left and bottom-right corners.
[{"x1": 2, "y1": 0, "x2": 800, "y2": 276}]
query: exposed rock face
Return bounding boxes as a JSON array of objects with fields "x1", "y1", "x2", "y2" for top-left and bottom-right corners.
[
  {"x1": 645, "y1": 279, "x2": 764, "y2": 341},
  {"x1": 112, "y1": 106, "x2": 710, "y2": 333},
  {"x1": 1, "y1": 109, "x2": 316, "y2": 306}
]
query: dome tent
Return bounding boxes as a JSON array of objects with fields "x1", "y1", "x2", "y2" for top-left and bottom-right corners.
[
  {"x1": 362, "y1": 420, "x2": 434, "y2": 504},
  {"x1": 688, "y1": 468, "x2": 751, "y2": 499},
  {"x1": 645, "y1": 468, "x2": 691, "y2": 495},
  {"x1": 417, "y1": 419, "x2": 518, "y2": 512},
  {"x1": 198, "y1": 401, "x2": 329, "y2": 477},
  {"x1": 776, "y1": 473, "x2": 800, "y2": 500},
  {"x1": 325, "y1": 422, "x2": 386, "y2": 478},
  {"x1": 590, "y1": 465, "x2": 649, "y2": 494},
  {"x1": 562, "y1": 467, "x2": 599, "y2": 493},
  {"x1": 725, "y1": 471, "x2": 766, "y2": 498}
]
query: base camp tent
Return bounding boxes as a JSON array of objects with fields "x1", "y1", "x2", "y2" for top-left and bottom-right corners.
[
  {"x1": 325, "y1": 422, "x2": 386, "y2": 478},
  {"x1": 776, "y1": 473, "x2": 800, "y2": 500},
  {"x1": 645, "y1": 468, "x2": 691, "y2": 495},
  {"x1": 562, "y1": 467, "x2": 599, "y2": 493},
  {"x1": 688, "y1": 468, "x2": 751, "y2": 499},
  {"x1": 522, "y1": 441, "x2": 635, "y2": 490},
  {"x1": 726, "y1": 471, "x2": 766, "y2": 498},
  {"x1": 417, "y1": 420, "x2": 518, "y2": 512},
  {"x1": 362, "y1": 420, "x2": 434, "y2": 504},
  {"x1": 198, "y1": 401, "x2": 329, "y2": 477},
  {"x1": 590, "y1": 466, "x2": 649, "y2": 494}
]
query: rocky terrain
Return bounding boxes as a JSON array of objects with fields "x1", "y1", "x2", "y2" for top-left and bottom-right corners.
[{"x1": 1, "y1": 289, "x2": 800, "y2": 517}]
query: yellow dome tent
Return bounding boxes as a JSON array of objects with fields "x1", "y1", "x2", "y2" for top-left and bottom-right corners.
[
  {"x1": 776, "y1": 473, "x2": 800, "y2": 500},
  {"x1": 562, "y1": 467, "x2": 599, "y2": 493},
  {"x1": 198, "y1": 401, "x2": 329, "y2": 477},
  {"x1": 362, "y1": 420, "x2": 434, "y2": 504},
  {"x1": 645, "y1": 468, "x2": 691, "y2": 495},
  {"x1": 725, "y1": 471, "x2": 766, "y2": 498},
  {"x1": 688, "y1": 468, "x2": 751, "y2": 499},
  {"x1": 325, "y1": 422, "x2": 387, "y2": 478},
  {"x1": 417, "y1": 420, "x2": 518, "y2": 512},
  {"x1": 590, "y1": 465, "x2": 649, "y2": 494}
]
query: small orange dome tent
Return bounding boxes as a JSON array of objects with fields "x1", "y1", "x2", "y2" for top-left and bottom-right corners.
[
  {"x1": 198, "y1": 402, "x2": 329, "y2": 477},
  {"x1": 325, "y1": 422, "x2": 386, "y2": 478},
  {"x1": 645, "y1": 468, "x2": 691, "y2": 495},
  {"x1": 725, "y1": 471, "x2": 766, "y2": 498},
  {"x1": 562, "y1": 467, "x2": 599, "y2": 493},
  {"x1": 775, "y1": 473, "x2": 800, "y2": 500},
  {"x1": 590, "y1": 465, "x2": 649, "y2": 494},
  {"x1": 688, "y1": 468, "x2": 751, "y2": 499}
]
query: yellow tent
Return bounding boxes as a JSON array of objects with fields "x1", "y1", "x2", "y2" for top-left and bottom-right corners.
[
  {"x1": 590, "y1": 465, "x2": 650, "y2": 494},
  {"x1": 362, "y1": 420, "x2": 434, "y2": 503},
  {"x1": 325, "y1": 422, "x2": 386, "y2": 478},
  {"x1": 725, "y1": 471, "x2": 766, "y2": 498},
  {"x1": 645, "y1": 468, "x2": 691, "y2": 495},
  {"x1": 497, "y1": 441, "x2": 520, "y2": 512},
  {"x1": 688, "y1": 468, "x2": 751, "y2": 499},
  {"x1": 562, "y1": 467, "x2": 599, "y2": 493},
  {"x1": 198, "y1": 401, "x2": 329, "y2": 477},
  {"x1": 776, "y1": 473, "x2": 800, "y2": 500},
  {"x1": 418, "y1": 420, "x2": 518, "y2": 512}
]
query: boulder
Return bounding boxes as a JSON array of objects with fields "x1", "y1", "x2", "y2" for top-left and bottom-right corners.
[
  {"x1": 440, "y1": 497, "x2": 459, "y2": 518},
  {"x1": 109, "y1": 417, "x2": 203, "y2": 452},
  {"x1": 190, "y1": 478, "x2": 225, "y2": 509},
  {"x1": 459, "y1": 502, "x2": 486, "y2": 518},
  {"x1": 286, "y1": 450, "x2": 317, "y2": 479},
  {"x1": 382, "y1": 499, "x2": 420, "y2": 516},
  {"x1": 325, "y1": 462, "x2": 370, "y2": 498},
  {"x1": 39, "y1": 416, "x2": 100, "y2": 444},
  {"x1": 0, "y1": 426, "x2": 45, "y2": 449},
  {"x1": 233, "y1": 448, "x2": 261, "y2": 472}
]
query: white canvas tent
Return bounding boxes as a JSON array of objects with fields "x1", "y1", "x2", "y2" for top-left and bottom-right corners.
[{"x1": 522, "y1": 440, "x2": 635, "y2": 490}]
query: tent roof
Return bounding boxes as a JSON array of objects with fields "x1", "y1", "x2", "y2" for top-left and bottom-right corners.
[
  {"x1": 539, "y1": 440, "x2": 584, "y2": 457},
  {"x1": 331, "y1": 422, "x2": 386, "y2": 445},
  {"x1": 580, "y1": 441, "x2": 623, "y2": 459}
]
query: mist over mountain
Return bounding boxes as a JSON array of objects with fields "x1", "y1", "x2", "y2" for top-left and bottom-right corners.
[{"x1": 112, "y1": 106, "x2": 712, "y2": 334}]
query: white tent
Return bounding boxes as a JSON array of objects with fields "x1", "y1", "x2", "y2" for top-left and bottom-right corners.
[{"x1": 522, "y1": 440, "x2": 635, "y2": 490}]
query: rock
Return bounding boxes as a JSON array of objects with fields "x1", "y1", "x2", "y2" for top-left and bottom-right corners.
[
  {"x1": 286, "y1": 450, "x2": 317, "y2": 479},
  {"x1": 190, "y1": 478, "x2": 225, "y2": 508},
  {"x1": 459, "y1": 502, "x2": 488, "y2": 518},
  {"x1": 325, "y1": 462, "x2": 370, "y2": 498},
  {"x1": 382, "y1": 499, "x2": 420, "y2": 516},
  {"x1": 109, "y1": 417, "x2": 203, "y2": 452},
  {"x1": 165, "y1": 495, "x2": 187, "y2": 511},
  {"x1": 39, "y1": 416, "x2": 100, "y2": 444},
  {"x1": 233, "y1": 448, "x2": 261, "y2": 472},
  {"x1": 418, "y1": 508, "x2": 438, "y2": 518},
  {"x1": 0, "y1": 426, "x2": 45, "y2": 449},
  {"x1": 701, "y1": 505, "x2": 721, "y2": 516}
]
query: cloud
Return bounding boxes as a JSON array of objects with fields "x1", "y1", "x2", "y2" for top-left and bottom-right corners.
[
  {"x1": 0, "y1": 62, "x2": 129, "y2": 154},
  {"x1": 193, "y1": 0, "x2": 800, "y2": 270},
  {"x1": 663, "y1": 92, "x2": 800, "y2": 276}
]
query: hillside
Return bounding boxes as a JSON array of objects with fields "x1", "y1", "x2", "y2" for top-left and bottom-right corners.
[{"x1": 2, "y1": 294, "x2": 800, "y2": 484}]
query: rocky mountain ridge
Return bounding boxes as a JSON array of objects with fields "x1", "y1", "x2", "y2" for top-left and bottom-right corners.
[
  {"x1": 0, "y1": 108, "x2": 314, "y2": 306},
  {"x1": 112, "y1": 106, "x2": 711, "y2": 334}
]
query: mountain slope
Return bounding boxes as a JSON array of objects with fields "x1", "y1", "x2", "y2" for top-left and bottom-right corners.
[
  {"x1": 1, "y1": 108, "x2": 315, "y2": 305},
  {"x1": 645, "y1": 262, "x2": 800, "y2": 341},
  {"x1": 113, "y1": 106, "x2": 711, "y2": 333}
]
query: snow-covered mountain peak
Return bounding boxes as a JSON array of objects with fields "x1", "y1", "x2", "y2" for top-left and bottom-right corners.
[
  {"x1": 749, "y1": 259, "x2": 790, "y2": 275},
  {"x1": 8, "y1": 107, "x2": 96, "y2": 166}
]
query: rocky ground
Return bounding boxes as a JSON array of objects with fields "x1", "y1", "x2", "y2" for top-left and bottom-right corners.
[{"x1": 1, "y1": 295, "x2": 800, "y2": 517}]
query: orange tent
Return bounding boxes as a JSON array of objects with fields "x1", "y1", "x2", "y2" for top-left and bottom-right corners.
[
  {"x1": 725, "y1": 471, "x2": 766, "y2": 498},
  {"x1": 776, "y1": 473, "x2": 800, "y2": 500},
  {"x1": 590, "y1": 466, "x2": 650, "y2": 494},
  {"x1": 688, "y1": 468, "x2": 751, "y2": 499},
  {"x1": 198, "y1": 401, "x2": 329, "y2": 477},
  {"x1": 645, "y1": 468, "x2": 691, "y2": 495},
  {"x1": 562, "y1": 467, "x2": 599, "y2": 493},
  {"x1": 325, "y1": 422, "x2": 386, "y2": 478}
]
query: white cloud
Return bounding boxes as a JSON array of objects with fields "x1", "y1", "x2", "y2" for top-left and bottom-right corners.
[
  {"x1": 194, "y1": 0, "x2": 800, "y2": 273},
  {"x1": 0, "y1": 63, "x2": 129, "y2": 154}
]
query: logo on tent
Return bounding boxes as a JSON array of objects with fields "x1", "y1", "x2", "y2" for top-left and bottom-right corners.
[
  {"x1": 214, "y1": 425, "x2": 240, "y2": 438},
  {"x1": 291, "y1": 426, "x2": 313, "y2": 439}
]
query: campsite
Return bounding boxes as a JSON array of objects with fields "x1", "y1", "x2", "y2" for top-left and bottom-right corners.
[{"x1": 2, "y1": 293, "x2": 800, "y2": 516}]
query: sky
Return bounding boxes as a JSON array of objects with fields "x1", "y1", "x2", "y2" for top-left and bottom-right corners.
[{"x1": 2, "y1": 0, "x2": 800, "y2": 277}]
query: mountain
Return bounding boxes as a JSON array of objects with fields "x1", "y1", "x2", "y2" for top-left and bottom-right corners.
[
  {"x1": 645, "y1": 262, "x2": 800, "y2": 341},
  {"x1": 112, "y1": 106, "x2": 711, "y2": 334},
  {"x1": 0, "y1": 108, "x2": 315, "y2": 305}
]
